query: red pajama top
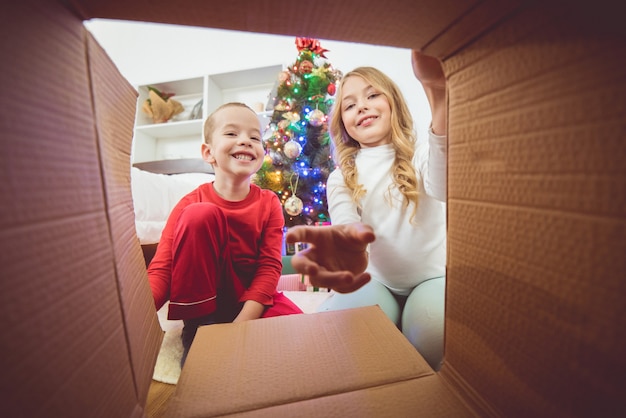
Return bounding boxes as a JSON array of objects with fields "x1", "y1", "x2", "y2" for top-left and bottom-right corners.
[{"x1": 148, "y1": 182, "x2": 284, "y2": 313}]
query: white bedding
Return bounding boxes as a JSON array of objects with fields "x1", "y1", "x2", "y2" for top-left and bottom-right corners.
[{"x1": 131, "y1": 167, "x2": 214, "y2": 244}]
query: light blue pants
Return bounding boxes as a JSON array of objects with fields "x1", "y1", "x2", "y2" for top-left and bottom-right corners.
[{"x1": 317, "y1": 276, "x2": 445, "y2": 371}]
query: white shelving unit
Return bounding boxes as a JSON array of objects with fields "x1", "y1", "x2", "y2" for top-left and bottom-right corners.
[{"x1": 132, "y1": 65, "x2": 282, "y2": 163}]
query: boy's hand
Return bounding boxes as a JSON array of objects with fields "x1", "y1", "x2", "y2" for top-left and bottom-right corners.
[{"x1": 285, "y1": 223, "x2": 375, "y2": 293}]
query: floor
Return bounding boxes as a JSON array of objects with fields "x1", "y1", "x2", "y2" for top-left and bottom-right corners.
[{"x1": 146, "y1": 379, "x2": 176, "y2": 418}]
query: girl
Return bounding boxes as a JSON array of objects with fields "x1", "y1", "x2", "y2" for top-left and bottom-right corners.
[{"x1": 286, "y1": 51, "x2": 447, "y2": 370}]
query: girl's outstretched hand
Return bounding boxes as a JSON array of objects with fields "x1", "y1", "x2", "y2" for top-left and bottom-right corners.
[{"x1": 285, "y1": 223, "x2": 375, "y2": 293}]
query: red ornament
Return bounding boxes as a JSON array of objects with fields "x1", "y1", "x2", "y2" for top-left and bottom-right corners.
[{"x1": 327, "y1": 83, "x2": 336, "y2": 96}]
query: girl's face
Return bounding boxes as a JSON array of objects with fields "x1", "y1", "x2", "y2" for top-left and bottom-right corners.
[
  {"x1": 340, "y1": 75, "x2": 392, "y2": 148},
  {"x1": 202, "y1": 106, "x2": 264, "y2": 179}
]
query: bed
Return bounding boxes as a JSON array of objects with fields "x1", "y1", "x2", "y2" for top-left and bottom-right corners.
[{"x1": 131, "y1": 159, "x2": 214, "y2": 264}]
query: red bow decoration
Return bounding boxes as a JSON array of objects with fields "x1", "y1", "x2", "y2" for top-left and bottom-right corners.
[{"x1": 295, "y1": 37, "x2": 329, "y2": 58}]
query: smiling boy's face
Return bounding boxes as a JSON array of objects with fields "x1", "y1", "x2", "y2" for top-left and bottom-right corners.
[{"x1": 202, "y1": 105, "x2": 264, "y2": 179}]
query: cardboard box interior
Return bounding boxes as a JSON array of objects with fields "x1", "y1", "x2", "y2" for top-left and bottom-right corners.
[{"x1": 1, "y1": 0, "x2": 624, "y2": 417}]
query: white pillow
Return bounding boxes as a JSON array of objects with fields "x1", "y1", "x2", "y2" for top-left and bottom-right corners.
[{"x1": 131, "y1": 167, "x2": 214, "y2": 244}]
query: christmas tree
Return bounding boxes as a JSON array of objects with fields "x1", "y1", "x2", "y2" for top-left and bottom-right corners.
[{"x1": 254, "y1": 38, "x2": 342, "y2": 227}]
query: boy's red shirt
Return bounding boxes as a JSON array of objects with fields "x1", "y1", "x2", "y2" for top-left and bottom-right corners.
[{"x1": 148, "y1": 182, "x2": 284, "y2": 314}]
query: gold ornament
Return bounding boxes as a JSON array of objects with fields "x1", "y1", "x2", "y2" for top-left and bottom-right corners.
[
  {"x1": 262, "y1": 154, "x2": 273, "y2": 168},
  {"x1": 283, "y1": 140, "x2": 302, "y2": 159},
  {"x1": 283, "y1": 111, "x2": 301, "y2": 123},
  {"x1": 284, "y1": 196, "x2": 304, "y2": 216},
  {"x1": 308, "y1": 109, "x2": 325, "y2": 127},
  {"x1": 299, "y1": 60, "x2": 314, "y2": 74},
  {"x1": 284, "y1": 172, "x2": 303, "y2": 216},
  {"x1": 278, "y1": 70, "x2": 290, "y2": 82}
]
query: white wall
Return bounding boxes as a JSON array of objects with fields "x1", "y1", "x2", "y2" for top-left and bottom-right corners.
[{"x1": 84, "y1": 19, "x2": 433, "y2": 139}]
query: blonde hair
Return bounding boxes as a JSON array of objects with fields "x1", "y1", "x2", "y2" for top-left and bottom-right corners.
[
  {"x1": 329, "y1": 67, "x2": 420, "y2": 222},
  {"x1": 203, "y1": 102, "x2": 257, "y2": 144}
]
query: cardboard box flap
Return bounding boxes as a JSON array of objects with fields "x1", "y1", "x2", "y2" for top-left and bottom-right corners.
[
  {"x1": 86, "y1": 30, "x2": 164, "y2": 406},
  {"x1": 70, "y1": 0, "x2": 516, "y2": 54},
  {"x1": 167, "y1": 306, "x2": 434, "y2": 417},
  {"x1": 1, "y1": 2, "x2": 142, "y2": 417},
  {"x1": 442, "y1": 3, "x2": 626, "y2": 417}
]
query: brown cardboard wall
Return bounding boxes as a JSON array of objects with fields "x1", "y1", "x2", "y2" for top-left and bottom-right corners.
[
  {"x1": 0, "y1": 1, "x2": 158, "y2": 417},
  {"x1": 443, "y1": 4, "x2": 626, "y2": 417},
  {"x1": 1, "y1": 0, "x2": 625, "y2": 417},
  {"x1": 86, "y1": 32, "x2": 163, "y2": 408},
  {"x1": 69, "y1": 0, "x2": 493, "y2": 53}
]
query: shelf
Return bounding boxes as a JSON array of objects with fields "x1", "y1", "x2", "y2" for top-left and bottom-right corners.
[
  {"x1": 135, "y1": 119, "x2": 202, "y2": 139},
  {"x1": 136, "y1": 93, "x2": 204, "y2": 128},
  {"x1": 207, "y1": 65, "x2": 282, "y2": 114},
  {"x1": 209, "y1": 65, "x2": 282, "y2": 90},
  {"x1": 139, "y1": 76, "x2": 204, "y2": 97},
  {"x1": 132, "y1": 66, "x2": 283, "y2": 164}
]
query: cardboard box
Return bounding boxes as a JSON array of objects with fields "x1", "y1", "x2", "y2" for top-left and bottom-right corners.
[
  {"x1": 167, "y1": 306, "x2": 473, "y2": 417},
  {"x1": 1, "y1": 1, "x2": 624, "y2": 417}
]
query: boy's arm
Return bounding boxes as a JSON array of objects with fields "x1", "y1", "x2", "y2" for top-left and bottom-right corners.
[
  {"x1": 237, "y1": 192, "x2": 284, "y2": 316},
  {"x1": 147, "y1": 242, "x2": 171, "y2": 310},
  {"x1": 233, "y1": 300, "x2": 265, "y2": 322},
  {"x1": 147, "y1": 201, "x2": 182, "y2": 310}
]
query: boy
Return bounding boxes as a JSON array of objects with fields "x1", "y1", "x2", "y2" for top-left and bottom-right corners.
[{"x1": 148, "y1": 103, "x2": 302, "y2": 366}]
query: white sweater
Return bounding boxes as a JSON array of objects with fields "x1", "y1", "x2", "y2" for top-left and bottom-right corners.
[{"x1": 327, "y1": 130, "x2": 447, "y2": 295}]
